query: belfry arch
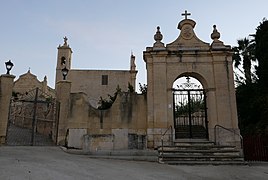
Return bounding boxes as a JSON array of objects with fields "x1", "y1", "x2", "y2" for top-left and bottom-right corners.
[{"x1": 143, "y1": 11, "x2": 241, "y2": 149}]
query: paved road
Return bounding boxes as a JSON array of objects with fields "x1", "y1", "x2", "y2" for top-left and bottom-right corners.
[{"x1": 0, "y1": 146, "x2": 268, "y2": 180}]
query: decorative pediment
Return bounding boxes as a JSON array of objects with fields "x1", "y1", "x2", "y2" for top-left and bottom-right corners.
[
  {"x1": 18, "y1": 70, "x2": 38, "y2": 81},
  {"x1": 147, "y1": 10, "x2": 231, "y2": 53},
  {"x1": 167, "y1": 18, "x2": 210, "y2": 51}
]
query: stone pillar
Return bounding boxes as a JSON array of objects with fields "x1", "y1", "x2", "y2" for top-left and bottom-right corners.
[
  {"x1": 129, "y1": 54, "x2": 137, "y2": 90},
  {"x1": 0, "y1": 74, "x2": 15, "y2": 144},
  {"x1": 56, "y1": 80, "x2": 71, "y2": 145}
]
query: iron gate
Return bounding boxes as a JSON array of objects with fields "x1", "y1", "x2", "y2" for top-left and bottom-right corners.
[
  {"x1": 173, "y1": 86, "x2": 208, "y2": 139},
  {"x1": 6, "y1": 88, "x2": 57, "y2": 146}
]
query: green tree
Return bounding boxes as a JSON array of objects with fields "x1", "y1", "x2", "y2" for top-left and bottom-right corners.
[
  {"x1": 235, "y1": 19, "x2": 268, "y2": 135},
  {"x1": 175, "y1": 98, "x2": 205, "y2": 118},
  {"x1": 236, "y1": 84, "x2": 268, "y2": 135},
  {"x1": 232, "y1": 37, "x2": 256, "y2": 84},
  {"x1": 255, "y1": 19, "x2": 268, "y2": 90}
]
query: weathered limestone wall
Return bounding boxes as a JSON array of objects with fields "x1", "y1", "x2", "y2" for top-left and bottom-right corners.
[
  {"x1": 13, "y1": 72, "x2": 40, "y2": 94},
  {"x1": 209, "y1": 52, "x2": 241, "y2": 147},
  {"x1": 56, "y1": 81, "x2": 72, "y2": 145},
  {"x1": 0, "y1": 74, "x2": 15, "y2": 144},
  {"x1": 68, "y1": 70, "x2": 136, "y2": 107},
  {"x1": 81, "y1": 92, "x2": 147, "y2": 151},
  {"x1": 56, "y1": 81, "x2": 147, "y2": 150}
]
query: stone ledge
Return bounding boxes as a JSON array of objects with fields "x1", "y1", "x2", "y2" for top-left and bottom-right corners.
[{"x1": 60, "y1": 146, "x2": 158, "y2": 162}]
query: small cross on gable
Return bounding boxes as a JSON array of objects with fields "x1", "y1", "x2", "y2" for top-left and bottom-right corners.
[{"x1": 181, "y1": 10, "x2": 191, "y2": 19}]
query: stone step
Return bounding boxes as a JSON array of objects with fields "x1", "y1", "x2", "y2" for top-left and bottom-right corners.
[
  {"x1": 175, "y1": 125, "x2": 206, "y2": 129},
  {"x1": 159, "y1": 154, "x2": 243, "y2": 161},
  {"x1": 158, "y1": 144, "x2": 235, "y2": 150},
  {"x1": 160, "y1": 160, "x2": 248, "y2": 165},
  {"x1": 159, "y1": 150, "x2": 242, "y2": 158},
  {"x1": 157, "y1": 140, "x2": 245, "y2": 165},
  {"x1": 173, "y1": 139, "x2": 215, "y2": 146},
  {"x1": 175, "y1": 134, "x2": 207, "y2": 139},
  {"x1": 158, "y1": 145, "x2": 237, "y2": 151},
  {"x1": 159, "y1": 151, "x2": 241, "y2": 157}
]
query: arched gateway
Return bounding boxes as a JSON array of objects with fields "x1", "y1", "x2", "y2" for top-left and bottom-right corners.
[
  {"x1": 143, "y1": 11, "x2": 241, "y2": 148},
  {"x1": 173, "y1": 76, "x2": 208, "y2": 139}
]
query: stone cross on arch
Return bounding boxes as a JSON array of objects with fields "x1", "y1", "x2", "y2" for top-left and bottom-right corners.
[{"x1": 181, "y1": 10, "x2": 191, "y2": 19}]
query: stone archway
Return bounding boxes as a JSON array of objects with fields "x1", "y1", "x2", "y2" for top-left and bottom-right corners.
[
  {"x1": 172, "y1": 76, "x2": 208, "y2": 139},
  {"x1": 143, "y1": 12, "x2": 241, "y2": 148}
]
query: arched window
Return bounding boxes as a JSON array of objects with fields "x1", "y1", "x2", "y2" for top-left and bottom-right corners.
[{"x1": 61, "y1": 56, "x2": 66, "y2": 65}]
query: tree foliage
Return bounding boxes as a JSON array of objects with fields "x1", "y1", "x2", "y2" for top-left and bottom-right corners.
[
  {"x1": 235, "y1": 19, "x2": 268, "y2": 135},
  {"x1": 232, "y1": 37, "x2": 256, "y2": 84},
  {"x1": 255, "y1": 19, "x2": 268, "y2": 90},
  {"x1": 236, "y1": 84, "x2": 268, "y2": 135},
  {"x1": 175, "y1": 98, "x2": 205, "y2": 118}
]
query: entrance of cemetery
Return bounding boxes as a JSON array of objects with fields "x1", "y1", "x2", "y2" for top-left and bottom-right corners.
[
  {"x1": 6, "y1": 88, "x2": 57, "y2": 146},
  {"x1": 173, "y1": 76, "x2": 208, "y2": 139}
]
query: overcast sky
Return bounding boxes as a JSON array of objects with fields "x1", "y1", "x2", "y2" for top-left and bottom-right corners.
[{"x1": 0, "y1": 0, "x2": 267, "y2": 90}]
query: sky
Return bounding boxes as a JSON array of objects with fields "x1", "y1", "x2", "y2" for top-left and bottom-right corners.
[{"x1": 0, "y1": 0, "x2": 267, "y2": 90}]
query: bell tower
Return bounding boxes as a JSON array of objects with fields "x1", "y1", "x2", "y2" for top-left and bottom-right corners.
[{"x1": 55, "y1": 36, "x2": 72, "y2": 84}]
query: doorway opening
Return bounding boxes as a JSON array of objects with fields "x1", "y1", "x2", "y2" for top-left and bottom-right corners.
[{"x1": 173, "y1": 76, "x2": 208, "y2": 139}]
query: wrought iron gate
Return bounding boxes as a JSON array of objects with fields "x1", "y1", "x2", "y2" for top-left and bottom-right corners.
[
  {"x1": 173, "y1": 78, "x2": 208, "y2": 139},
  {"x1": 6, "y1": 88, "x2": 57, "y2": 146}
]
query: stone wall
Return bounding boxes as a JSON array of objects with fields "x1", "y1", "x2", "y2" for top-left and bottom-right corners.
[
  {"x1": 56, "y1": 81, "x2": 148, "y2": 151},
  {"x1": 0, "y1": 74, "x2": 15, "y2": 144},
  {"x1": 68, "y1": 70, "x2": 136, "y2": 108}
]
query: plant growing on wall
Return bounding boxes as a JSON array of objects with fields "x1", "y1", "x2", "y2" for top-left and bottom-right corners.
[
  {"x1": 128, "y1": 83, "x2": 134, "y2": 93},
  {"x1": 139, "y1": 83, "x2": 147, "y2": 95},
  {"x1": 98, "y1": 85, "x2": 121, "y2": 110}
]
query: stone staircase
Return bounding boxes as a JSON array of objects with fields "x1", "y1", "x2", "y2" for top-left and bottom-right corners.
[{"x1": 158, "y1": 140, "x2": 246, "y2": 165}]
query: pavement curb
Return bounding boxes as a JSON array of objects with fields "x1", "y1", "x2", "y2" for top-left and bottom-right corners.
[{"x1": 60, "y1": 146, "x2": 158, "y2": 162}]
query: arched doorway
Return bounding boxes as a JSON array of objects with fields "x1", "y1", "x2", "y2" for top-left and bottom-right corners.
[{"x1": 173, "y1": 76, "x2": 208, "y2": 139}]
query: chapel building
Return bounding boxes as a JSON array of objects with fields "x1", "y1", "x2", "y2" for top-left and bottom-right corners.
[{"x1": 55, "y1": 37, "x2": 137, "y2": 108}]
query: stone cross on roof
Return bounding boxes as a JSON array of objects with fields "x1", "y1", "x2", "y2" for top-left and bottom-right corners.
[{"x1": 181, "y1": 10, "x2": 191, "y2": 19}]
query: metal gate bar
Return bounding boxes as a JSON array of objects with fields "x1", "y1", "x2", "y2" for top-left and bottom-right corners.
[
  {"x1": 173, "y1": 89, "x2": 208, "y2": 139},
  {"x1": 6, "y1": 88, "x2": 56, "y2": 146}
]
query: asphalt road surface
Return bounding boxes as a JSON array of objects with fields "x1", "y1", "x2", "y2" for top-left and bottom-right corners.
[{"x1": 0, "y1": 146, "x2": 268, "y2": 180}]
